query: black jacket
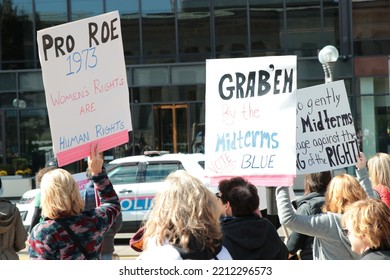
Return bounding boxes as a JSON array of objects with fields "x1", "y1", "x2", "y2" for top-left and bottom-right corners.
[
  {"x1": 286, "y1": 192, "x2": 325, "y2": 259},
  {"x1": 361, "y1": 248, "x2": 390, "y2": 260},
  {"x1": 221, "y1": 214, "x2": 288, "y2": 260}
]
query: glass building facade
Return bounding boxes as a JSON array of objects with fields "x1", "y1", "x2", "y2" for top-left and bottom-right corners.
[{"x1": 0, "y1": 0, "x2": 389, "y2": 174}]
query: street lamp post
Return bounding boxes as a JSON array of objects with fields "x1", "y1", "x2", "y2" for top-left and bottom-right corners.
[{"x1": 318, "y1": 45, "x2": 339, "y2": 83}]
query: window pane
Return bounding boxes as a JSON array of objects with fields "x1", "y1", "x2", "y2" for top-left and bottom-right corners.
[
  {"x1": 5, "y1": 110, "x2": 18, "y2": 165},
  {"x1": 0, "y1": 73, "x2": 17, "y2": 91},
  {"x1": 107, "y1": 0, "x2": 140, "y2": 63},
  {"x1": 108, "y1": 164, "x2": 138, "y2": 184},
  {"x1": 71, "y1": 0, "x2": 103, "y2": 20},
  {"x1": 215, "y1": 1, "x2": 248, "y2": 58},
  {"x1": 250, "y1": 1, "x2": 283, "y2": 56},
  {"x1": 353, "y1": 1, "x2": 390, "y2": 40},
  {"x1": 0, "y1": 92, "x2": 17, "y2": 109},
  {"x1": 178, "y1": 2, "x2": 211, "y2": 62},
  {"x1": 130, "y1": 104, "x2": 153, "y2": 154},
  {"x1": 145, "y1": 162, "x2": 182, "y2": 182},
  {"x1": 284, "y1": 1, "x2": 339, "y2": 57},
  {"x1": 353, "y1": 1, "x2": 390, "y2": 55},
  {"x1": 19, "y1": 72, "x2": 44, "y2": 91},
  {"x1": 20, "y1": 109, "x2": 51, "y2": 173},
  {"x1": 20, "y1": 91, "x2": 47, "y2": 108},
  {"x1": 35, "y1": 0, "x2": 67, "y2": 29},
  {"x1": 171, "y1": 64, "x2": 205, "y2": 84},
  {"x1": 356, "y1": 77, "x2": 390, "y2": 156},
  {"x1": 189, "y1": 104, "x2": 205, "y2": 154},
  {"x1": 1, "y1": 0, "x2": 34, "y2": 69},
  {"x1": 142, "y1": 0, "x2": 176, "y2": 63},
  {"x1": 132, "y1": 85, "x2": 205, "y2": 104},
  {"x1": 323, "y1": 2, "x2": 339, "y2": 47},
  {"x1": 285, "y1": 2, "x2": 321, "y2": 57}
]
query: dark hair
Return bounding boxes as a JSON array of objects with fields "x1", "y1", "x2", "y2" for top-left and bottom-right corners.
[
  {"x1": 218, "y1": 177, "x2": 259, "y2": 217},
  {"x1": 304, "y1": 171, "x2": 332, "y2": 195}
]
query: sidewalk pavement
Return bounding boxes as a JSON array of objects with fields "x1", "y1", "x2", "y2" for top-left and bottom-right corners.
[{"x1": 18, "y1": 228, "x2": 288, "y2": 260}]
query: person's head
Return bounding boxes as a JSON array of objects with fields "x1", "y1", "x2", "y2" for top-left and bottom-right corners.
[
  {"x1": 142, "y1": 170, "x2": 222, "y2": 253},
  {"x1": 341, "y1": 198, "x2": 390, "y2": 255},
  {"x1": 217, "y1": 177, "x2": 259, "y2": 217},
  {"x1": 35, "y1": 166, "x2": 57, "y2": 187},
  {"x1": 322, "y1": 174, "x2": 367, "y2": 214},
  {"x1": 304, "y1": 171, "x2": 331, "y2": 195},
  {"x1": 40, "y1": 168, "x2": 84, "y2": 219},
  {"x1": 367, "y1": 153, "x2": 390, "y2": 190}
]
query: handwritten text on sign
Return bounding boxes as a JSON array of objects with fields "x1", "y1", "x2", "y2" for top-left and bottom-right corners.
[
  {"x1": 37, "y1": 11, "x2": 132, "y2": 166},
  {"x1": 296, "y1": 80, "x2": 358, "y2": 174},
  {"x1": 205, "y1": 56, "x2": 297, "y2": 185}
]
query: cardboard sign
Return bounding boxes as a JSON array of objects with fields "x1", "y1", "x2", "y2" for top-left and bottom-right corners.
[
  {"x1": 205, "y1": 56, "x2": 297, "y2": 186},
  {"x1": 37, "y1": 11, "x2": 132, "y2": 167},
  {"x1": 296, "y1": 80, "x2": 359, "y2": 174}
]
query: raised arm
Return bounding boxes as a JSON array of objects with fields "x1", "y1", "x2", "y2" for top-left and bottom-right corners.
[
  {"x1": 355, "y1": 152, "x2": 375, "y2": 198},
  {"x1": 276, "y1": 186, "x2": 336, "y2": 238}
]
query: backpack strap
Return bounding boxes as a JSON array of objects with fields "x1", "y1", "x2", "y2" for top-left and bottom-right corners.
[{"x1": 55, "y1": 218, "x2": 93, "y2": 260}]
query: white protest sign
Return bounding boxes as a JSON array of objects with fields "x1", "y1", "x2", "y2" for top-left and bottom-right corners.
[
  {"x1": 72, "y1": 172, "x2": 89, "y2": 191},
  {"x1": 205, "y1": 56, "x2": 297, "y2": 186},
  {"x1": 37, "y1": 11, "x2": 132, "y2": 167},
  {"x1": 296, "y1": 80, "x2": 359, "y2": 174}
]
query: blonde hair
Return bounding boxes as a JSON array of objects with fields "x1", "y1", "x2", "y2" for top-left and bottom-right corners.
[
  {"x1": 367, "y1": 153, "x2": 390, "y2": 192},
  {"x1": 142, "y1": 170, "x2": 222, "y2": 253},
  {"x1": 40, "y1": 169, "x2": 84, "y2": 219},
  {"x1": 342, "y1": 198, "x2": 390, "y2": 249},
  {"x1": 322, "y1": 174, "x2": 367, "y2": 214}
]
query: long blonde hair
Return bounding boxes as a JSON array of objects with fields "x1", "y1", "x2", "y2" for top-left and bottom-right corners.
[
  {"x1": 367, "y1": 153, "x2": 390, "y2": 192},
  {"x1": 342, "y1": 198, "x2": 390, "y2": 249},
  {"x1": 40, "y1": 169, "x2": 84, "y2": 219},
  {"x1": 322, "y1": 174, "x2": 367, "y2": 214},
  {"x1": 142, "y1": 170, "x2": 222, "y2": 253}
]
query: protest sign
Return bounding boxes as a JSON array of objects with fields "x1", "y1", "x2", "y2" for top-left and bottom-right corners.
[
  {"x1": 73, "y1": 172, "x2": 89, "y2": 191},
  {"x1": 205, "y1": 56, "x2": 297, "y2": 186},
  {"x1": 296, "y1": 80, "x2": 359, "y2": 174},
  {"x1": 37, "y1": 11, "x2": 132, "y2": 167}
]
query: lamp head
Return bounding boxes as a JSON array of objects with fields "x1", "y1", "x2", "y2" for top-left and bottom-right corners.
[{"x1": 318, "y1": 45, "x2": 339, "y2": 64}]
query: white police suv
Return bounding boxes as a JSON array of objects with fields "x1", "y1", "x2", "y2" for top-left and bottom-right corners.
[{"x1": 106, "y1": 151, "x2": 209, "y2": 233}]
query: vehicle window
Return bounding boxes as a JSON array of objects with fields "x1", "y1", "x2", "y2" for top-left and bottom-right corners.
[
  {"x1": 107, "y1": 164, "x2": 138, "y2": 185},
  {"x1": 198, "y1": 160, "x2": 205, "y2": 169},
  {"x1": 144, "y1": 162, "x2": 184, "y2": 183}
]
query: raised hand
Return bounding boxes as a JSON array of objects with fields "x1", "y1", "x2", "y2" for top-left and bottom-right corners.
[
  {"x1": 355, "y1": 151, "x2": 367, "y2": 170},
  {"x1": 88, "y1": 143, "x2": 104, "y2": 175}
]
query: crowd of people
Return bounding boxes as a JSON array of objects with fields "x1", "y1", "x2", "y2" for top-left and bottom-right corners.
[{"x1": 1, "y1": 148, "x2": 390, "y2": 260}]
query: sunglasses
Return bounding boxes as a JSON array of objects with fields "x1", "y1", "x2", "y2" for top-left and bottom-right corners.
[
  {"x1": 215, "y1": 192, "x2": 222, "y2": 199},
  {"x1": 342, "y1": 228, "x2": 350, "y2": 236}
]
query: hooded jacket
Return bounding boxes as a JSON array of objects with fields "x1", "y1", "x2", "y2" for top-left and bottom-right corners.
[
  {"x1": 137, "y1": 236, "x2": 232, "y2": 260},
  {"x1": 221, "y1": 214, "x2": 288, "y2": 260},
  {"x1": 361, "y1": 248, "x2": 390, "y2": 260},
  {"x1": 286, "y1": 192, "x2": 325, "y2": 259},
  {"x1": 0, "y1": 199, "x2": 28, "y2": 260}
]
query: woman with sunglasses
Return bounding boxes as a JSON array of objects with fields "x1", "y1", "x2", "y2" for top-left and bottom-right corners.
[
  {"x1": 276, "y1": 153, "x2": 376, "y2": 260},
  {"x1": 341, "y1": 198, "x2": 390, "y2": 260}
]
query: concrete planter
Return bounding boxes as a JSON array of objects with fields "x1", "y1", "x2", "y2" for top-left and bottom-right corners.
[{"x1": 1, "y1": 176, "x2": 34, "y2": 199}]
